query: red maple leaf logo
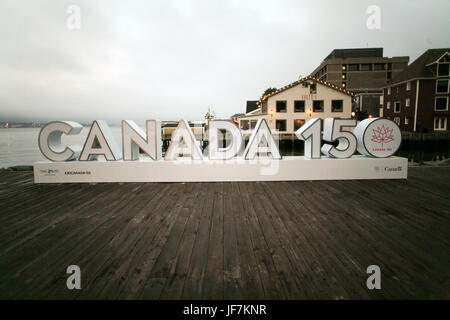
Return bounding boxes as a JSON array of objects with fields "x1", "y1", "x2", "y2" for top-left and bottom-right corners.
[{"x1": 371, "y1": 125, "x2": 394, "y2": 148}]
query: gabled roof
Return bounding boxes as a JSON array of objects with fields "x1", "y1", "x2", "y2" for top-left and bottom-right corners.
[
  {"x1": 246, "y1": 100, "x2": 259, "y2": 113},
  {"x1": 426, "y1": 51, "x2": 450, "y2": 66},
  {"x1": 388, "y1": 48, "x2": 450, "y2": 85},
  {"x1": 256, "y1": 76, "x2": 355, "y2": 106}
]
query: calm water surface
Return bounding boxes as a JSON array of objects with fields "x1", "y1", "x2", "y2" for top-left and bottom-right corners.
[{"x1": 0, "y1": 127, "x2": 123, "y2": 169}]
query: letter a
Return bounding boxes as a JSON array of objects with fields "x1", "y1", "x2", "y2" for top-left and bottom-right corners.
[
  {"x1": 79, "y1": 120, "x2": 122, "y2": 161},
  {"x1": 165, "y1": 119, "x2": 203, "y2": 160},
  {"x1": 366, "y1": 265, "x2": 381, "y2": 290},
  {"x1": 243, "y1": 119, "x2": 281, "y2": 160},
  {"x1": 366, "y1": 5, "x2": 381, "y2": 30},
  {"x1": 66, "y1": 265, "x2": 81, "y2": 290}
]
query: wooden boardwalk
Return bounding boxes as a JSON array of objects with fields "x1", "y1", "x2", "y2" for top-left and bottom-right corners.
[{"x1": 0, "y1": 167, "x2": 449, "y2": 299}]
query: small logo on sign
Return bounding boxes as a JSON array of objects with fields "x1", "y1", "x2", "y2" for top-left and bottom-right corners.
[
  {"x1": 40, "y1": 169, "x2": 59, "y2": 176},
  {"x1": 371, "y1": 125, "x2": 394, "y2": 150},
  {"x1": 385, "y1": 166, "x2": 402, "y2": 172}
]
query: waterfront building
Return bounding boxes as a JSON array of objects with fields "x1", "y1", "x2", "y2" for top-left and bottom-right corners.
[
  {"x1": 382, "y1": 48, "x2": 450, "y2": 132},
  {"x1": 236, "y1": 76, "x2": 355, "y2": 135},
  {"x1": 310, "y1": 48, "x2": 409, "y2": 117}
]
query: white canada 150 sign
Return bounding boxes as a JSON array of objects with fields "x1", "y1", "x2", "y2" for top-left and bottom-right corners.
[
  {"x1": 34, "y1": 117, "x2": 406, "y2": 183},
  {"x1": 38, "y1": 117, "x2": 401, "y2": 162}
]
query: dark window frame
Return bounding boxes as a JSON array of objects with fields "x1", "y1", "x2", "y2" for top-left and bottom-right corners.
[
  {"x1": 374, "y1": 63, "x2": 384, "y2": 71},
  {"x1": 435, "y1": 97, "x2": 448, "y2": 111},
  {"x1": 240, "y1": 120, "x2": 250, "y2": 130},
  {"x1": 293, "y1": 119, "x2": 305, "y2": 131},
  {"x1": 331, "y1": 100, "x2": 343, "y2": 112},
  {"x1": 361, "y1": 64, "x2": 372, "y2": 71},
  {"x1": 436, "y1": 79, "x2": 449, "y2": 93},
  {"x1": 275, "y1": 119, "x2": 287, "y2": 132},
  {"x1": 438, "y1": 63, "x2": 449, "y2": 77},
  {"x1": 294, "y1": 100, "x2": 305, "y2": 112},
  {"x1": 348, "y1": 64, "x2": 359, "y2": 71},
  {"x1": 313, "y1": 100, "x2": 324, "y2": 112},
  {"x1": 276, "y1": 100, "x2": 287, "y2": 113}
]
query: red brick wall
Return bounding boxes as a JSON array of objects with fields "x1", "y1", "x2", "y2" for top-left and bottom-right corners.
[
  {"x1": 417, "y1": 79, "x2": 449, "y2": 132},
  {"x1": 383, "y1": 78, "x2": 450, "y2": 132},
  {"x1": 383, "y1": 81, "x2": 416, "y2": 131}
]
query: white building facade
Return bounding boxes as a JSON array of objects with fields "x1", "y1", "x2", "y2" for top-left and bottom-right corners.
[{"x1": 238, "y1": 77, "x2": 355, "y2": 134}]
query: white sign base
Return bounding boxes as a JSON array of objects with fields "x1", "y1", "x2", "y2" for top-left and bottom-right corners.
[{"x1": 33, "y1": 156, "x2": 408, "y2": 183}]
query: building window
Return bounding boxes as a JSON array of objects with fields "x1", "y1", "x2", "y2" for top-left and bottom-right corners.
[
  {"x1": 394, "y1": 101, "x2": 401, "y2": 113},
  {"x1": 331, "y1": 100, "x2": 343, "y2": 112},
  {"x1": 405, "y1": 117, "x2": 409, "y2": 125},
  {"x1": 302, "y1": 82, "x2": 308, "y2": 88},
  {"x1": 435, "y1": 97, "x2": 448, "y2": 111},
  {"x1": 406, "y1": 81, "x2": 411, "y2": 91},
  {"x1": 348, "y1": 64, "x2": 359, "y2": 71},
  {"x1": 438, "y1": 63, "x2": 449, "y2": 77},
  {"x1": 387, "y1": 87, "x2": 391, "y2": 95},
  {"x1": 309, "y1": 83, "x2": 317, "y2": 94},
  {"x1": 240, "y1": 120, "x2": 249, "y2": 130},
  {"x1": 276, "y1": 120, "x2": 286, "y2": 132},
  {"x1": 387, "y1": 101, "x2": 390, "y2": 109},
  {"x1": 250, "y1": 120, "x2": 257, "y2": 129},
  {"x1": 436, "y1": 79, "x2": 449, "y2": 93},
  {"x1": 276, "y1": 101, "x2": 287, "y2": 113},
  {"x1": 434, "y1": 117, "x2": 447, "y2": 131},
  {"x1": 294, "y1": 100, "x2": 305, "y2": 112},
  {"x1": 374, "y1": 63, "x2": 384, "y2": 71},
  {"x1": 342, "y1": 65, "x2": 347, "y2": 71},
  {"x1": 394, "y1": 117, "x2": 400, "y2": 126},
  {"x1": 342, "y1": 82, "x2": 346, "y2": 88},
  {"x1": 342, "y1": 73, "x2": 347, "y2": 80},
  {"x1": 294, "y1": 119, "x2": 305, "y2": 131},
  {"x1": 405, "y1": 98, "x2": 410, "y2": 107},
  {"x1": 387, "y1": 72, "x2": 392, "y2": 80},
  {"x1": 361, "y1": 64, "x2": 372, "y2": 71},
  {"x1": 313, "y1": 100, "x2": 324, "y2": 112}
]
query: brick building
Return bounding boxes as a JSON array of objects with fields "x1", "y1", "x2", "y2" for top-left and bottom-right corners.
[
  {"x1": 310, "y1": 48, "x2": 409, "y2": 117},
  {"x1": 382, "y1": 48, "x2": 450, "y2": 132}
]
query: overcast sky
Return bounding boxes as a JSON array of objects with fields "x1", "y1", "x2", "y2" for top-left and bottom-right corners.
[{"x1": 1, "y1": 0, "x2": 449, "y2": 123}]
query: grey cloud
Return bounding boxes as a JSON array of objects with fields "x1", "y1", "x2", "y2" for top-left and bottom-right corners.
[{"x1": 0, "y1": 0, "x2": 449, "y2": 123}]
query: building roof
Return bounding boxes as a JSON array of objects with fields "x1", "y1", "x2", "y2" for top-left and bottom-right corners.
[
  {"x1": 246, "y1": 101, "x2": 259, "y2": 113},
  {"x1": 256, "y1": 76, "x2": 355, "y2": 106},
  {"x1": 324, "y1": 48, "x2": 383, "y2": 60},
  {"x1": 388, "y1": 48, "x2": 450, "y2": 85}
]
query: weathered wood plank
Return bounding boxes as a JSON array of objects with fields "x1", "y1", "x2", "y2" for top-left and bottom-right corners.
[{"x1": 0, "y1": 167, "x2": 448, "y2": 299}]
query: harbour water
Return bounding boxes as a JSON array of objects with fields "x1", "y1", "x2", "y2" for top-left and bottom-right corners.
[
  {"x1": 0, "y1": 127, "x2": 448, "y2": 169},
  {"x1": 0, "y1": 127, "x2": 124, "y2": 169}
]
